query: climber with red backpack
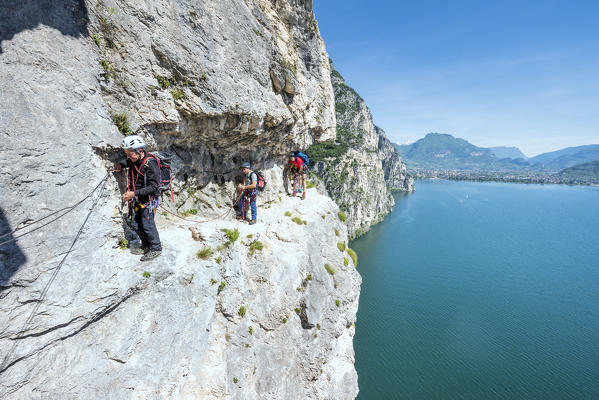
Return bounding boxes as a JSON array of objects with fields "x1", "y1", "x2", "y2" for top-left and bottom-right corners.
[
  {"x1": 288, "y1": 151, "x2": 309, "y2": 200},
  {"x1": 114, "y1": 135, "x2": 163, "y2": 261}
]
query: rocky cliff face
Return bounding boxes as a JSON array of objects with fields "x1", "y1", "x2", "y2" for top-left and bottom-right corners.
[
  {"x1": 307, "y1": 63, "x2": 414, "y2": 238},
  {"x1": 0, "y1": 1, "x2": 360, "y2": 398}
]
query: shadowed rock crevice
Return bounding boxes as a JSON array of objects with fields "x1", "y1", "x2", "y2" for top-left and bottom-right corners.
[
  {"x1": 0, "y1": 0, "x2": 89, "y2": 54},
  {"x1": 0, "y1": 209, "x2": 27, "y2": 294}
]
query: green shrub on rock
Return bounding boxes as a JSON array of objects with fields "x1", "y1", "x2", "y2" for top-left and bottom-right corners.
[
  {"x1": 324, "y1": 264, "x2": 337, "y2": 275},
  {"x1": 347, "y1": 248, "x2": 358, "y2": 267}
]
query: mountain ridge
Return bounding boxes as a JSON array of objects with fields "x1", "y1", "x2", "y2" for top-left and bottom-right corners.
[{"x1": 396, "y1": 133, "x2": 599, "y2": 173}]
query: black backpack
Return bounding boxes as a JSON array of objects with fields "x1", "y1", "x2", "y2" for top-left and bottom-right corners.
[{"x1": 145, "y1": 152, "x2": 175, "y2": 202}]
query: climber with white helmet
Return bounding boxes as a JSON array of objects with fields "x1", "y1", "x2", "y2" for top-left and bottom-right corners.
[{"x1": 114, "y1": 135, "x2": 162, "y2": 261}]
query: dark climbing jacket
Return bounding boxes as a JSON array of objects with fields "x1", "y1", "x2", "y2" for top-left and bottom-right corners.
[{"x1": 122, "y1": 154, "x2": 161, "y2": 207}]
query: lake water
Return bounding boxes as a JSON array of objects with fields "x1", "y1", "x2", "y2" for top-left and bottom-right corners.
[{"x1": 353, "y1": 180, "x2": 599, "y2": 400}]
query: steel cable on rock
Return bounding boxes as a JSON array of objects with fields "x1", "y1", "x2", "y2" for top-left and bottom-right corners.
[
  {"x1": 0, "y1": 175, "x2": 110, "y2": 375},
  {"x1": 158, "y1": 190, "x2": 245, "y2": 224},
  {"x1": 0, "y1": 173, "x2": 110, "y2": 246}
]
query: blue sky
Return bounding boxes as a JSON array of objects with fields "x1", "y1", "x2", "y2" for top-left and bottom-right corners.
[{"x1": 314, "y1": 0, "x2": 599, "y2": 156}]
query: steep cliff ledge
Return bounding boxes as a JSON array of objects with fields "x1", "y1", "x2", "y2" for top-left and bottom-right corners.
[
  {"x1": 307, "y1": 62, "x2": 414, "y2": 238},
  {"x1": 0, "y1": 1, "x2": 361, "y2": 398},
  {"x1": 1, "y1": 188, "x2": 360, "y2": 399}
]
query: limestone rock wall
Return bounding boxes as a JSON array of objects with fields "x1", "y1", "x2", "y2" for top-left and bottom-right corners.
[
  {"x1": 0, "y1": 1, "x2": 361, "y2": 398},
  {"x1": 308, "y1": 63, "x2": 414, "y2": 238}
]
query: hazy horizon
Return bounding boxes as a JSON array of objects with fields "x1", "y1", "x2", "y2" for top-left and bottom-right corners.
[{"x1": 314, "y1": 1, "x2": 599, "y2": 157}]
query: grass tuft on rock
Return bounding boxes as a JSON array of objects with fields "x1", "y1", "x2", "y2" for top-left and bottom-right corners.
[
  {"x1": 284, "y1": 211, "x2": 292, "y2": 217},
  {"x1": 171, "y1": 89, "x2": 186, "y2": 100},
  {"x1": 118, "y1": 238, "x2": 128, "y2": 250},
  {"x1": 347, "y1": 248, "x2": 358, "y2": 267},
  {"x1": 143, "y1": 271, "x2": 151, "y2": 278},
  {"x1": 110, "y1": 111, "x2": 132, "y2": 135},
  {"x1": 249, "y1": 241, "x2": 263, "y2": 253},
  {"x1": 238, "y1": 306, "x2": 247, "y2": 317},
  {"x1": 335, "y1": 299, "x2": 340, "y2": 307},
  {"x1": 324, "y1": 264, "x2": 337, "y2": 275},
  {"x1": 197, "y1": 246, "x2": 213, "y2": 260},
  {"x1": 222, "y1": 228, "x2": 240, "y2": 246},
  {"x1": 157, "y1": 75, "x2": 170, "y2": 89},
  {"x1": 338, "y1": 210, "x2": 347, "y2": 222},
  {"x1": 218, "y1": 281, "x2": 226, "y2": 294},
  {"x1": 344, "y1": 257, "x2": 349, "y2": 267},
  {"x1": 337, "y1": 242, "x2": 346, "y2": 252}
]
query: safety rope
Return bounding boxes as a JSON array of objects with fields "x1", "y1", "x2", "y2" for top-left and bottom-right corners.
[
  {"x1": 158, "y1": 190, "x2": 245, "y2": 224},
  {"x1": 0, "y1": 173, "x2": 110, "y2": 246},
  {"x1": 0, "y1": 175, "x2": 109, "y2": 374}
]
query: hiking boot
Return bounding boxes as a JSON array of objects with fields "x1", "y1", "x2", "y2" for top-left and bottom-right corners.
[
  {"x1": 130, "y1": 247, "x2": 149, "y2": 255},
  {"x1": 248, "y1": 219, "x2": 256, "y2": 225},
  {"x1": 140, "y1": 250, "x2": 162, "y2": 262}
]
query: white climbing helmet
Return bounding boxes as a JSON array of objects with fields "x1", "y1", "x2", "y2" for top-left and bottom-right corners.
[{"x1": 121, "y1": 135, "x2": 146, "y2": 150}]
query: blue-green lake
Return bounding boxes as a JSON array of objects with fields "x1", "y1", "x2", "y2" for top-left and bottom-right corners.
[{"x1": 353, "y1": 180, "x2": 599, "y2": 399}]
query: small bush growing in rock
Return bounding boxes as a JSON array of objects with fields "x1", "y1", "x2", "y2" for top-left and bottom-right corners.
[
  {"x1": 335, "y1": 299, "x2": 340, "y2": 307},
  {"x1": 337, "y1": 242, "x2": 346, "y2": 252},
  {"x1": 338, "y1": 210, "x2": 347, "y2": 222},
  {"x1": 306, "y1": 274, "x2": 312, "y2": 281},
  {"x1": 157, "y1": 75, "x2": 170, "y2": 89},
  {"x1": 171, "y1": 89, "x2": 186, "y2": 100},
  {"x1": 118, "y1": 238, "x2": 128, "y2": 250},
  {"x1": 184, "y1": 209, "x2": 198, "y2": 216},
  {"x1": 291, "y1": 217, "x2": 302, "y2": 225},
  {"x1": 282, "y1": 317, "x2": 287, "y2": 324},
  {"x1": 324, "y1": 264, "x2": 337, "y2": 275},
  {"x1": 215, "y1": 256, "x2": 222, "y2": 264},
  {"x1": 233, "y1": 377, "x2": 239, "y2": 384},
  {"x1": 321, "y1": 215, "x2": 326, "y2": 219},
  {"x1": 197, "y1": 246, "x2": 213, "y2": 260},
  {"x1": 247, "y1": 234, "x2": 253, "y2": 239},
  {"x1": 306, "y1": 181, "x2": 316, "y2": 189},
  {"x1": 316, "y1": 323, "x2": 321, "y2": 330},
  {"x1": 218, "y1": 281, "x2": 226, "y2": 294},
  {"x1": 284, "y1": 211, "x2": 292, "y2": 217},
  {"x1": 222, "y1": 228, "x2": 240, "y2": 246},
  {"x1": 295, "y1": 307, "x2": 302, "y2": 314},
  {"x1": 110, "y1": 111, "x2": 132, "y2": 135},
  {"x1": 101, "y1": 60, "x2": 114, "y2": 78},
  {"x1": 344, "y1": 257, "x2": 349, "y2": 267},
  {"x1": 91, "y1": 34, "x2": 102, "y2": 46},
  {"x1": 249, "y1": 241, "x2": 263, "y2": 253},
  {"x1": 248, "y1": 326, "x2": 254, "y2": 335},
  {"x1": 143, "y1": 271, "x2": 151, "y2": 278},
  {"x1": 238, "y1": 306, "x2": 247, "y2": 317},
  {"x1": 335, "y1": 229, "x2": 340, "y2": 236},
  {"x1": 210, "y1": 278, "x2": 217, "y2": 285},
  {"x1": 347, "y1": 248, "x2": 358, "y2": 267}
]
